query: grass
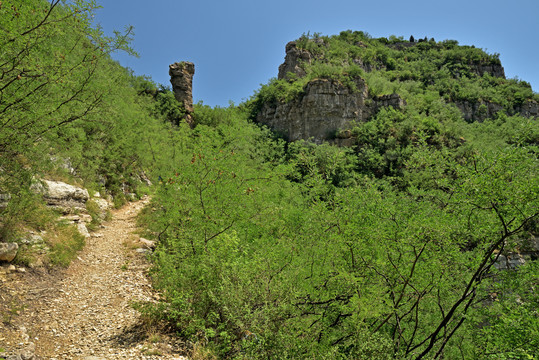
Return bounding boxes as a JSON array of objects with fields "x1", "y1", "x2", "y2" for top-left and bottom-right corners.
[
  {"x1": 142, "y1": 347, "x2": 162, "y2": 356},
  {"x1": 120, "y1": 261, "x2": 130, "y2": 271},
  {"x1": 1, "y1": 299, "x2": 26, "y2": 325},
  {"x1": 47, "y1": 224, "x2": 85, "y2": 267}
]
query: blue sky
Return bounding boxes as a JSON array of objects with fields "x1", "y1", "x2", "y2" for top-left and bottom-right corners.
[{"x1": 94, "y1": 0, "x2": 539, "y2": 107}]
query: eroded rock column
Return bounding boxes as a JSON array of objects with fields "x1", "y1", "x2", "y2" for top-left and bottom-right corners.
[{"x1": 169, "y1": 61, "x2": 195, "y2": 127}]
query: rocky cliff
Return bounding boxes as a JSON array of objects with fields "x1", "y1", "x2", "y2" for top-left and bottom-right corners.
[
  {"x1": 169, "y1": 61, "x2": 195, "y2": 127},
  {"x1": 257, "y1": 77, "x2": 405, "y2": 143},
  {"x1": 278, "y1": 41, "x2": 312, "y2": 80},
  {"x1": 258, "y1": 38, "x2": 536, "y2": 141},
  {"x1": 455, "y1": 98, "x2": 539, "y2": 122},
  {"x1": 258, "y1": 40, "x2": 406, "y2": 143}
]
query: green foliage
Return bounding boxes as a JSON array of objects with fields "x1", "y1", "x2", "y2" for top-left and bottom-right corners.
[
  {"x1": 475, "y1": 262, "x2": 539, "y2": 359},
  {"x1": 252, "y1": 30, "x2": 533, "y2": 126},
  {"x1": 3, "y1": 5, "x2": 539, "y2": 357},
  {"x1": 48, "y1": 223, "x2": 85, "y2": 267},
  {"x1": 137, "y1": 105, "x2": 538, "y2": 359},
  {"x1": 125, "y1": 29, "x2": 539, "y2": 359}
]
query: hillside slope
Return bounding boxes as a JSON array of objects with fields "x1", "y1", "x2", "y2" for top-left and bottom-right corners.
[{"x1": 1, "y1": 2, "x2": 538, "y2": 358}]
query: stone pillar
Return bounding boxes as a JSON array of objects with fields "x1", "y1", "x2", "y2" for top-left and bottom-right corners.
[{"x1": 169, "y1": 61, "x2": 195, "y2": 127}]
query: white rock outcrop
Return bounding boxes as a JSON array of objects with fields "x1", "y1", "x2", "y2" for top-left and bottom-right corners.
[{"x1": 32, "y1": 179, "x2": 89, "y2": 213}]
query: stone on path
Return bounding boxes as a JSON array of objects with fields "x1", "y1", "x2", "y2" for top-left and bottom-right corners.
[{"x1": 0, "y1": 242, "x2": 18, "y2": 262}]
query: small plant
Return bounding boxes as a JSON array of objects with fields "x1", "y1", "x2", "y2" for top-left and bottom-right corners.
[
  {"x1": 148, "y1": 333, "x2": 162, "y2": 343},
  {"x1": 47, "y1": 224, "x2": 85, "y2": 267},
  {"x1": 2, "y1": 300, "x2": 26, "y2": 325},
  {"x1": 120, "y1": 261, "x2": 129, "y2": 271},
  {"x1": 113, "y1": 194, "x2": 127, "y2": 209},
  {"x1": 190, "y1": 342, "x2": 218, "y2": 360},
  {"x1": 142, "y1": 347, "x2": 162, "y2": 356},
  {"x1": 12, "y1": 246, "x2": 35, "y2": 267}
]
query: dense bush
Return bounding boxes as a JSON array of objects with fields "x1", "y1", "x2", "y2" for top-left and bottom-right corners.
[
  {"x1": 3, "y1": 3, "x2": 538, "y2": 358},
  {"x1": 135, "y1": 31, "x2": 539, "y2": 359}
]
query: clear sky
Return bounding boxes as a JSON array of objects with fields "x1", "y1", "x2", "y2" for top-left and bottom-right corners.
[{"x1": 94, "y1": 0, "x2": 539, "y2": 107}]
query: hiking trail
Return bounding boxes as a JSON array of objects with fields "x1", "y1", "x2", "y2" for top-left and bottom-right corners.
[{"x1": 1, "y1": 198, "x2": 186, "y2": 359}]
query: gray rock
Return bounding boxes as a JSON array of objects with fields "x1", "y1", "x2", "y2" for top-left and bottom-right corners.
[
  {"x1": 32, "y1": 179, "x2": 89, "y2": 213},
  {"x1": 42, "y1": 180, "x2": 89, "y2": 202},
  {"x1": 0, "y1": 242, "x2": 18, "y2": 262},
  {"x1": 278, "y1": 41, "x2": 312, "y2": 80},
  {"x1": 169, "y1": 61, "x2": 195, "y2": 127},
  {"x1": 517, "y1": 99, "x2": 539, "y2": 118},
  {"x1": 93, "y1": 198, "x2": 109, "y2": 211},
  {"x1": 139, "y1": 237, "x2": 156, "y2": 249},
  {"x1": 19, "y1": 234, "x2": 44, "y2": 245},
  {"x1": 494, "y1": 253, "x2": 530, "y2": 270},
  {"x1": 257, "y1": 77, "x2": 405, "y2": 144},
  {"x1": 454, "y1": 100, "x2": 503, "y2": 122},
  {"x1": 77, "y1": 223, "x2": 91, "y2": 238},
  {"x1": 468, "y1": 61, "x2": 505, "y2": 78}
]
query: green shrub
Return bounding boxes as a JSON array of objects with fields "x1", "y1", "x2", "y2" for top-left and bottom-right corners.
[{"x1": 48, "y1": 224, "x2": 85, "y2": 267}]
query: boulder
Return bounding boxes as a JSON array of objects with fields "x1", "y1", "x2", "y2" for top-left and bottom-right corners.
[
  {"x1": 139, "y1": 237, "x2": 156, "y2": 249},
  {"x1": 77, "y1": 223, "x2": 91, "y2": 238},
  {"x1": 0, "y1": 242, "x2": 19, "y2": 262},
  {"x1": 42, "y1": 180, "x2": 89, "y2": 202},
  {"x1": 494, "y1": 253, "x2": 529, "y2": 270},
  {"x1": 32, "y1": 180, "x2": 89, "y2": 213}
]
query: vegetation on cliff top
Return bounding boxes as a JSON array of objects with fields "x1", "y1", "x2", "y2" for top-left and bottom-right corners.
[{"x1": 1, "y1": 2, "x2": 538, "y2": 359}]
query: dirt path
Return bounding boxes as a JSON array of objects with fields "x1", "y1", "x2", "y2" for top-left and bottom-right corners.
[{"x1": 1, "y1": 198, "x2": 185, "y2": 359}]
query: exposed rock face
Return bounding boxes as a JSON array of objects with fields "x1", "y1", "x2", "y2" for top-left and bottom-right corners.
[
  {"x1": 455, "y1": 98, "x2": 539, "y2": 122},
  {"x1": 278, "y1": 41, "x2": 313, "y2": 80},
  {"x1": 32, "y1": 180, "x2": 89, "y2": 213},
  {"x1": 518, "y1": 99, "x2": 539, "y2": 118},
  {"x1": 169, "y1": 61, "x2": 195, "y2": 127},
  {"x1": 257, "y1": 77, "x2": 405, "y2": 143},
  {"x1": 263, "y1": 38, "x2": 523, "y2": 142},
  {"x1": 495, "y1": 236, "x2": 539, "y2": 270},
  {"x1": 0, "y1": 242, "x2": 18, "y2": 262},
  {"x1": 454, "y1": 100, "x2": 504, "y2": 122},
  {"x1": 468, "y1": 61, "x2": 505, "y2": 78}
]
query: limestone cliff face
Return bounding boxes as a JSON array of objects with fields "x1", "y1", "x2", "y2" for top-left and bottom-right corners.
[
  {"x1": 257, "y1": 77, "x2": 405, "y2": 143},
  {"x1": 468, "y1": 60, "x2": 505, "y2": 78},
  {"x1": 278, "y1": 41, "x2": 312, "y2": 80},
  {"x1": 278, "y1": 40, "x2": 384, "y2": 80},
  {"x1": 518, "y1": 99, "x2": 539, "y2": 118},
  {"x1": 257, "y1": 39, "x2": 533, "y2": 143},
  {"x1": 454, "y1": 100, "x2": 504, "y2": 122},
  {"x1": 455, "y1": 98, "x2": 539, "y2": 122},
  {"x1": 169, "y1": 61, "x2": 195, "y2": 127}
]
